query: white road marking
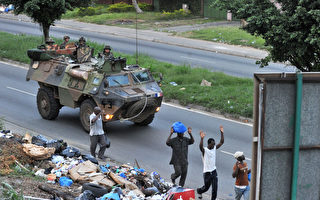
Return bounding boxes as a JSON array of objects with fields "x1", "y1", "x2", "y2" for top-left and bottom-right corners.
[
  {"x1": 0, "y1": 60, "x2": 28, "y2": 69},
  {"x1": 162, "y1": 102, "x2": 253, "y2": 127},
  {"x1": 220, "y1": 150, "x2": 252, "y2": 161},
  {"x1": 180, "y1": 56, "x2": 214, "y2": 64},
  {"x1": 6, "y1": 86, "x2": 36, "y2": 97},
  {"x1": 3, "y1": 61, "x2": 253, "y2": 127}
]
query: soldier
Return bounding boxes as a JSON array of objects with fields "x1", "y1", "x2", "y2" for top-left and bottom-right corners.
[
  {"x1": 76, "y1": 36, "x2": 87, "y2": 48},
  {"x1": 60, "y1": 35, "x2": 70, "y2": 49},
  {"x1": 45, "y1": 38, "x2": 57, "y2": 51},
  {"x1": 103, "y1": 45, "x2": 114, "y2": 59}
]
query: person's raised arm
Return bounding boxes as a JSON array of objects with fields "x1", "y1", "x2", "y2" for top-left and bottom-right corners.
[
  {"x1": 199, "y1": 131, "x2": 205, "y2": 156},
  {"x1": 166, "y1": 127, "x2": 174, "y2": 146},
  {"x1": 91, "y1": 110, "x2": 102, "y2": 124},
  {"x1": 232, "y1": 161, "x2": 240, "y2": 178},
  {"x1": 216, "y1": 125, "x2": 224, "y2": 149},
  {"x1": 187, "y1": 127, "x2": 194, "y2": 144}
]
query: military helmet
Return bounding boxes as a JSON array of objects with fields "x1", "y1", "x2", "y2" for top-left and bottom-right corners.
[
  {"x1": 79, "y1": 37, "x2": 86, "y2": 42},
  {"x1": 45, "y1": 38, "x2": 55, "y2": 44},
  {"x1": 63, "y1": 35, "x2": 70, "y2": 40},
  {"x1": 104, "y1": 45, "x2": 111, "y2": 50}
]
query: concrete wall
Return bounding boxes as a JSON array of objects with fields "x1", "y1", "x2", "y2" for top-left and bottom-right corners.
[{"x1": 252, "y1": 73, "x2": 320, "y2": 200}]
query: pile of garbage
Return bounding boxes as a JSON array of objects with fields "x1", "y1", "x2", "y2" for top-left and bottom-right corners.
[{"x1": 0, "y1": 130, "x2": 195, "y2": 200}]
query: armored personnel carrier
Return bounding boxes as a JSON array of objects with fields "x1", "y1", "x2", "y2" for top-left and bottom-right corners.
[{"x1": 26, "y1": 43, "x2": 163, "y2": 132}]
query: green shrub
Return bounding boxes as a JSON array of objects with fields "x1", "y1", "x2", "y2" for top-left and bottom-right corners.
[
  {"x1": 77, "y1": 7, "x2": 96, "y2": 16},
  {"x1": 160, "y1": 9, "x2": 191, "y2": 20},
  {"x1": 94, "y1": 5, "x2": 109, "y2": 15},
  {"x1": 138, "y1": 3, "x2": 153, "y2": 11},
  {"x1": 107, "y1": 2, "x2": 134, "y2": 13}
]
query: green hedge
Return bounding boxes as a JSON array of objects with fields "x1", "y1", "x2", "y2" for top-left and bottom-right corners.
[{"x1": 107, "y1": 2, "x2": 134, "y2": 12}]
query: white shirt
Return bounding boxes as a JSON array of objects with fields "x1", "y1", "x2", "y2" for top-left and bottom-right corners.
[
  {"x1": 89, "y1": 113, "x2": 104, "y2": 136},
  {"x1": 202, "y1": 146, "x2": 216, "y2": 173}
]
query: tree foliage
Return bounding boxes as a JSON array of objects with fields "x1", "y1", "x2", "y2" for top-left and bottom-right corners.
[
  {"x1": 212, "y1": 0, "x2": 320, "y2": 72},
  {"x1": 0, "y1": 0, "x2": 91, "y2": 41}
]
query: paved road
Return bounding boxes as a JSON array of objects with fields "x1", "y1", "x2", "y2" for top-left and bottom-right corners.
[
  {"x1": 0, "y1": 61, "x2": 252, "y2": 199},
  {"x1": 0, "y1": 17, "x2": 295, "y2": 78}
]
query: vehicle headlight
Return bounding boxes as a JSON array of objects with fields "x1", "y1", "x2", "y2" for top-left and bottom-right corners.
[{"x1": 105, "y1": 114, "x2": 113, "y2": 120}]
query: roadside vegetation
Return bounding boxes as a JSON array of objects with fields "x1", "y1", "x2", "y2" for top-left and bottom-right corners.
[
  {"x1": 177, "y1": 26, "x2": 266, "y2": 49},
  {"x1": 0, "y1": 32, "x2": 253, "y2": 118},
  {"x1": 62, "y1": 3, "x2": 217, "y2": 30}
]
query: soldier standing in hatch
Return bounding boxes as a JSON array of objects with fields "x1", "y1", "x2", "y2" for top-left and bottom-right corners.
[
  {"x1": 76, "y1": 36, "x2": 87, "y2": 48},
  {"x1": 103, "y1": 45, "x2": 114, "y2": 59},
  {"x1": 90, "y1": 107, "x2": 108, "y2": 161},
  {"x1": 166, "y1": 122, "x2": 194, "y2": 187},
  {"x1": 45, "y1": 38, "x2": 57, "y2": 50},
  {"x1": 60, "y1": 35, "x2": 70, "y2": 49}
]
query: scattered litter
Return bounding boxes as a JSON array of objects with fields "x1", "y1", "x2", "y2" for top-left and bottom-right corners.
[
  {"x1": 22, "y1": 143, "x2": 55, "y2": 160},
  {"x1": 200, "y1": 79, "x2": 212, "y2": 87},
  {"x1": 169, "y1": 82, "x2": 178, "y2": 86},
  {"x1": 1, "y1": 131, "x2": 195, "y2": 199},
  {"x1": 179, "y1": 88, "x2": 185, "y2": 90}
]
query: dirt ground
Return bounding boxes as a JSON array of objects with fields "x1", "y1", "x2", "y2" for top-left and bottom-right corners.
[
  {"x1": 0, "y1": 136, "x2": 82, "y2": 199},
  {"x1": 1, "y1": 175, "x2": 82, "y2": 199}
]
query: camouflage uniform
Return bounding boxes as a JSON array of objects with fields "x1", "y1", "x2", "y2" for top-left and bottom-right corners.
[{"x1": 60, "y1": 35, "x2": 70, "y2": 49}]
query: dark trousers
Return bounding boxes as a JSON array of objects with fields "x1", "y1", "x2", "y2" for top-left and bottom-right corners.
[
  {"x1": 197, "y1": 170, "x2": 218, "y2": 200},
  {"x1": 90, "y1": 134, "x2": 107, "y2": 158},
  {"x1": 171, "y1": 164, "x2": 188, "y2": 187}
]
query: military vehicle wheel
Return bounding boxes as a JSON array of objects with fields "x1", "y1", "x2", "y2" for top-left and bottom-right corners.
[
  {"x1": 80, "y1": 99, "x2": 97, "y2": 133},
  {"x1": 134, "y1": 114, "x2": 155, "y2": 126},
  {"x1": 36, "y1": 88, "x2": 60, "y2": 120}
]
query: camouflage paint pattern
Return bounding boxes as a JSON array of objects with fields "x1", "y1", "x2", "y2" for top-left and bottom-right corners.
[{"x1": 26, "y1": 47, "x2": 163, "y2": 124}]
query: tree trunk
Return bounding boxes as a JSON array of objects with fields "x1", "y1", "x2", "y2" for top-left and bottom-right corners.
[
  {"x1": 42, "y1": 23, "x2": 50, "y2": 42},
  {"x1": 132, "y1": 0, "x2": 143, "y2": 13}
]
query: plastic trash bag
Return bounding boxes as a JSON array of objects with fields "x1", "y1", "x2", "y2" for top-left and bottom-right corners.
[
  {"x1": 60, "y1": 146, "x2": 81, "y2": 158},
  {"x1": 75, "y1": 190, "x2": 95, "y2": 200},
  {"x1": 32, "y1": 135, "x2": 48, "y2": 146},
  {"x1": 82, "y1": 154, "x2": 98, "y2": 165},
  {"x1": 105, "y1": 136, "x2": 111, "y2": 148},
  {"x1": 59, "y1": 176, "x2": 73, "y2": 186},
  {"x1": 46, "y1": 139, "x2": 67, "y2": 154}
]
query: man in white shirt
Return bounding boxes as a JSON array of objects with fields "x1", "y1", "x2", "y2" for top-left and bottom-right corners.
[
  {"x1": 90, "y1": 107, "x2": 107, "y2": 160},
  {"x1": 197, "y1": 126, "x2": 224, "y2": 200}
]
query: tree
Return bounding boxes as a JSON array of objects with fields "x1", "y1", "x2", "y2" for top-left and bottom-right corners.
[
  {"x1": 211, "y1": 0, "x2": 320, "y2": 72},
  {"x1": 0, "y1": 0, "x2": 91, "y2": 41},
  {"x1": 132, "y1": 0, "x2": 142, "y2": 13}
]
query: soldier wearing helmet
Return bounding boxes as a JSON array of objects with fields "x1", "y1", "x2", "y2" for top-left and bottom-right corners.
[
  {"x1": 103, "y1": 45, "x2": 114, "y2": 59},
  {"x1": 45, "y1": 38, "x2": 57, "y2": 51},
  {"x1": 60, "y1": 35, "x2": 70, "y2": 49},
  {"x1": 76, "y1": 37, "x2": 87, "y2": 48}
]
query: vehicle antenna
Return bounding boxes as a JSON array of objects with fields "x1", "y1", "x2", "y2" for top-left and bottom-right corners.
[{"x1": 135, "y1": 9, "x2": 138, "y2": 65}]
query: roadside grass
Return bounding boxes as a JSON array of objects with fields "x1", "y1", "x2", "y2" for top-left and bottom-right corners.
[
  {"x1": 0, "y1": 32, "x2": 253, "y2": 118},
  {"x1": 63, "y1": 10, "x2": 217, "y2": 30},
  {"x1": 178, "y1": 26, "x2": 267, "y2": 49}
]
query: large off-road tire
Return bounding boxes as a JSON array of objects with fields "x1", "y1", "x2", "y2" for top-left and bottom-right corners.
[
  {"x1": 80, "y1": 99, "x2": 96, "y2": 133},
  {"x1": 36, "y1": 88, "x2": 60, "y2": 120},
  {"x1": 134, "y1": 114, "x2": 155, "y2": 126}
]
